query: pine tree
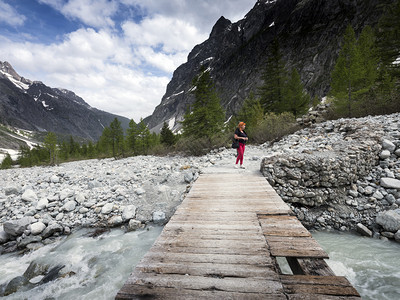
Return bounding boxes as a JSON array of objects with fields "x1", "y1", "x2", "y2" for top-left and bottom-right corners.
[
  {"x1": 330, "y1": 24, "x2": 363, "y2": 117},
  {"x1": 376, "y1": 0, "x2": 400, "y2": 77},
  {"x1": 357, "y1": 25, "x2": 378, "y2": 92},
  {"x1": 136, "y1": 118, "x2": 151, "y2": 154},
  {"x1": 126, "y1": 119, "x2": 138, "y2": 153},
  {"x1": 160, "y1": 122, "x2": 176, "y2": 146},
  {"x1": 258, "y1": 39, "x2": 288, "y2": 113},
  {"x1": 283, "y1": 68, "x2": 310, "y2": 118},
  {"x1": 182, "y1": 69, "x2": 225, "y2": 141},
  {"x1": 230, "y1": 92, "x2": 264, "y2": 135},
  {"x1": 43, "y1": 132, "x2": 57, "y2": 165},
  {"x1": 109, "y1": 118, "x2": 124, "y2": 158}
]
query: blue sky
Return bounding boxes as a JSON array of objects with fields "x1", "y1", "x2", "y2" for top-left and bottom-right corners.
[{"x1": 0, "y1": 0, "x2": 256, "y2": 122}]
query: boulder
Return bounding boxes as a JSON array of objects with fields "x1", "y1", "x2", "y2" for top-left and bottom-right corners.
[
  {"x1": 41, "y1": 223, "x2": 63, "y2": 239},
  {"x1": 18, "y1": 235, "x2": 42, "y2": 248},
  {"x1": 4, "y1": 185, "x2": 20, "y2": 195},
  {"x1": 4, "y1": 217, "x2": 35, "y2": 237},
  {"x1": 36, "y1": 198, "x2": 48, "y2": 210},
  {"x1": 30, "y1": 222, "x2": 46, "y2": 235},
  {"x1": 380, "y1": 150, "x2": 391, "y2": 159},
  {"x1": 395, "y1": 230, "x2": 400, "y2": 242},
  {"x1": 376, "y1": 210, "x2": 400, "y2": 232},
  {"x1": 108, "y1": 216, "x2": 123, "y2": 226},
  {"x1": 122, "y1": 205, "x2": 137, "y2": 221},
  {"x1": 381, "y1": 178, "x2": 400, "y2": 190},
  {"x1": 135, "y1": 188, "x2": 146, "y2": 195},
  {"x1": 382, "y1": 139, "x2": 396, "y2": 152},
  {"x1": 127, "y1": 219, "x2": 142, "y2": 231},
  {"x1": 356, "y1": 223, "x2": 372, "y2": 237},
  {"x1": 0, "y1": 228, "x2": 9, "y2": 243},
  {"x1": 152, "y1": 211, "x2": 166, "y2": 224},
  {"x1": 63, "y1": 200, "x2": 76, "y2": 212},
  {"x1": 101, "y1": 203, "x2": 114, "y2": 214},
  {"x1": 21, "y1": 189, "x2": 38, "y2": 202}
]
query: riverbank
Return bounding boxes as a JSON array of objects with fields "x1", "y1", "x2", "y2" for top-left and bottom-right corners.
[{"x1": 1, "y1": 113, "x2": 400, "y2": 256}]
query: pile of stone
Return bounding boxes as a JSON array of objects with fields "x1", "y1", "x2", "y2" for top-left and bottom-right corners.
[
  {"x1": 0, "y1": 155, "x2": 209, "y2": 254},
  {"x1": 297, "y1": 103, "x2": 331, "y2": 127},
  {"x1": 261, "y1": 113, "x2": 400, "y2": 243}
]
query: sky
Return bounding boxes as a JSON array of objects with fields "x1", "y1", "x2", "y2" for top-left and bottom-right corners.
[{"x1": 0, "y1": 0, "x2": 257, "y2": 122}]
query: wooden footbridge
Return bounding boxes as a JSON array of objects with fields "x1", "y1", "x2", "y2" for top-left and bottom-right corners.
[{"x1": 116, "y1": 172, "x2": 360, "y2": 299}]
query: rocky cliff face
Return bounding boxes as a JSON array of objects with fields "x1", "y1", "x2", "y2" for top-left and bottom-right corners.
[
  {"x1": 146, "y1": 0, "x2": 392, "y2": 132},
  {"x1": 0, "y1": 61, "x2": 130, "y2": 142}
]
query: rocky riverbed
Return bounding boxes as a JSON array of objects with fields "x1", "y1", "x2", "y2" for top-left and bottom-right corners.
[
  {"x1": 1, "y1": 113, "x2": 400, "y2": 256},
  {"x1": 261, "y1": 112, "x2": 400, "y2": 242}
]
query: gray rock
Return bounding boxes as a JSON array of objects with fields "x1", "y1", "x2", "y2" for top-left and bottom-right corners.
[
  {"x1": 395, "y1": 230, "x2": 400, "y2": 242},
  {"x1": 184, "y1": 172, "x2": 194, "y2": 183},
  {"x1": 372, "y1": 191, "x2": 384, "y2": 200},
  {"x1": 135, "y1": 188, "x2": 146, "y2": 195},
  {"x1": 127, "y1": 219, "x2": 142, "y2": 231},
  {"x1": 101, "y1": 203, "x2": 114, "y2": 214},
  {"x1": 18, "y1": 235, "x2": 42, "y2": 248},
  {"x1": 0, "y1": 229, "x2": 9, "y2": 243},
  {"x1": 381, "y1": 178, "x2": 400, "y2": 190},
  {"x1": 36, "y1": 198, "x2": 48, "y2": 210},
  {"x1": 63, "y1": 200, "x2": 76, "y2": 212},
  {"x1": 376, "y1": 210, "x2": 400, "y2": 232},
  {"x1": 4, "y1": 217, "x2": 35, "y2": 237},
  {"x1": 153, "y1": 211, "x2": 166, "y2": 224},
  {"x1": 122, "y1": 205, "x2": 137, "y2": 221},
  {"x1": 356, "y1": 223, "x2": 372, "y2": 237},
  {"x1": 364, "y1": 186, "x2": 374, "y2": 195},
  {"x1": 30, "y1": 222, "x2": 46, "y2": 235},
  {"x1": 41, "y1": 223, "x2": 63, "y2": 239},
  {"x1": 4, "y1": 185, "x2": 20, "y2": 195},
  {"x1": 380, "y1": 150, "x2": 391, "y2": 159},
  {"x1": 108, "y1": 216, "x2": 123, "y2": 226},
  {"x1": 21, "y1": 189, "x2": 38, "y2": 202},
  {"x1": 349, "y1": 190, "x2": 358, "y2": 197},
  {"x1": 395, "y1": 148, "x2": 400, "y2": 157},
  {"x1": 50, "y1": 175, "x2": 60, "y2": 183},
  {"x1": 382, "y1": 139, "x2": 396, "y2": 152}
]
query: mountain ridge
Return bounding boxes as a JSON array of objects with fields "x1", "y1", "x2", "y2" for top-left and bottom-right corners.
[
  {"x1": 0, "y1": 60, "x2": 130, "y2": 145},
  {"x1": 146, "y1": 0, "x2": 392, "y2": 132}
]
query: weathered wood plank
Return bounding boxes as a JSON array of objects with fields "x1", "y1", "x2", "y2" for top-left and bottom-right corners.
[
  {"x1": 122, "y1": 272, "x2": 284, "y2": 294},
  {"x1": 265, "y1": 236, "x2": 329, "y2": 258},
  {"x1": 259, "y1": 215, "x2": 312, "y2": 237},
  {"x1": 136, "y1": 261, "x2": 279, "y2": 278},
  {"x1": 116, "y1": 286, "x2": 287, "y2": 300},
  {"x1": 140, "y1": 251, "x2": 274, "y2": 265},
  {"x1": 286, "y1": 258, "x2": 336, "y2": 276},
  {"x1": 281, "y1": 275, "x2": 360, "y2": 297}
]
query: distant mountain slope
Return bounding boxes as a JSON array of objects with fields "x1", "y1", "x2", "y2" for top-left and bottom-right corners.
[
  {"x1": 0, "y1": 61, "x2": 130, "y2": 142},
  {"x1": 146, "y1": 0, "x2": 393, "y2": 132}
]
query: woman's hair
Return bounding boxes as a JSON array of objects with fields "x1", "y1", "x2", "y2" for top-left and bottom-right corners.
[{"x1": 238, "y1": 122, "x2": 246, "y2": 128}]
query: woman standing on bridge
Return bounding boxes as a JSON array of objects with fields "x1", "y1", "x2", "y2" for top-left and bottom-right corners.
[{"x1": 234, "y1": 122, "x2": 248, "y2": 168}]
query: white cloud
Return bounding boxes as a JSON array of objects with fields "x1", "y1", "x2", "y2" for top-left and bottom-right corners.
[
  {"x1": 39, "y1": 0, "x2": 118, "y2": 28},
  {"x1": 122, "y1": 15, "x2": 206, "y2": 53},
  {"x1": 0, "y1": 0, "x2": 27, "y2": 26},
  {"x1": 0, "y1": 0, "x2": 257, "y2": 123}
]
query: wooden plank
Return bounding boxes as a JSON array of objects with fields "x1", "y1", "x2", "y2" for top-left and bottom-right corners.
[
  {"x1": 259, "y1": 215, "x2": 312, "y2": 237},
  {"x1": 136, "y1": 261, "x2": 279, "y2": 278},
  {"x1": 116, "y1": 286, "x2": 287, "y2": 300},
  {"x1": 288, "y1": 295, "x2": 361, "y2": 300},
  {"x1": 265, "y1": 236, "x2": 329, "y2": 258},
  {"x1": 281, "y1": 275, "x2": 360, "y2": 297},
  {"x1": 122, "y1": 272, "x2": 284, "y2": 294},
  {"x1": 140, "y1": 251, "x2": 274, "y2": 265}
]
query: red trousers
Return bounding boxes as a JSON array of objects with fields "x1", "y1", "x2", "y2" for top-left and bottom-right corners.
[{"x1": 236, "y1": 143, "x2": 245, "y2": 165}]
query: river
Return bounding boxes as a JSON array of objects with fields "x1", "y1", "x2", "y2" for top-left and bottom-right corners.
[{"x1": 1, "y1": 228, "x2": 399, "y2": 299}]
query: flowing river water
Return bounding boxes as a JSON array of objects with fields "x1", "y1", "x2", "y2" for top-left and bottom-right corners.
[{"x1": 0, "y1": 227, "x2": 399, "y2": 300}]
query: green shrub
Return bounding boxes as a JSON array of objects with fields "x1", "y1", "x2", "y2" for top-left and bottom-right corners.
[
  {"x1": 250, "y1": 112, "x2": 299, "y2": 144},
  {"x1": 1, "y1": 153, "x2": 13, "y2": 169}
]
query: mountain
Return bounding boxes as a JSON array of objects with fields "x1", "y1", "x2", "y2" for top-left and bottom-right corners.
[
  {"x1": 146, "y1": 0, "x2": 393, "y2": 132},
  {"x1": 0, "y1": 61, "x2": 130, "y2": 143}
]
